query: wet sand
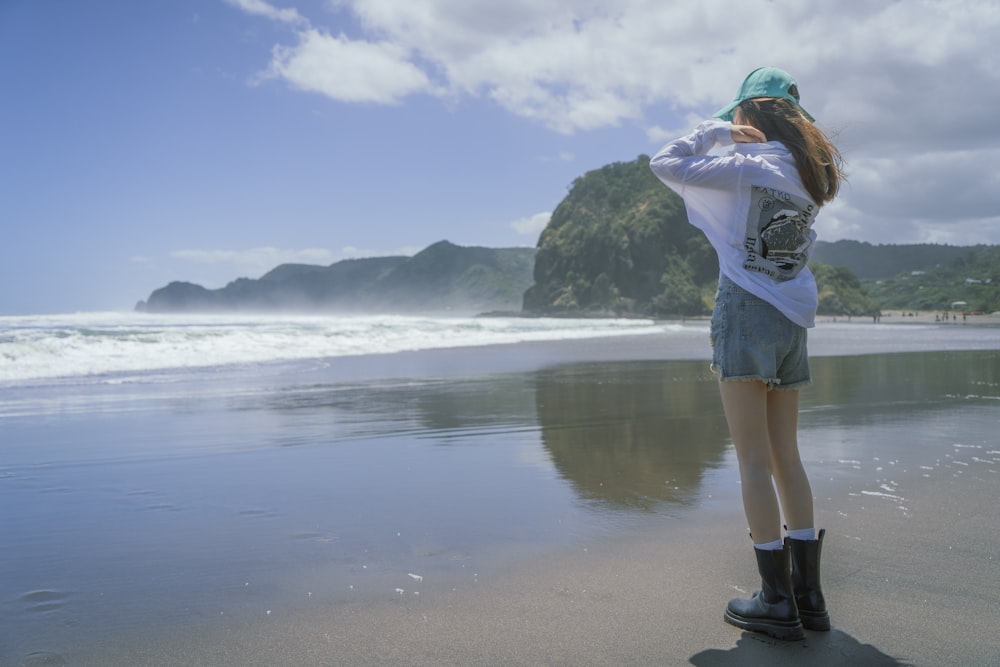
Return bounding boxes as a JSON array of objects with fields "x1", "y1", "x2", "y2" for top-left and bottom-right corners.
[
  {"x1": 78, "y1": 480, "x2": 997, "y2": 667},
  {"x1": 2, "y1": 322, "x2": 998, "y2": 666}
]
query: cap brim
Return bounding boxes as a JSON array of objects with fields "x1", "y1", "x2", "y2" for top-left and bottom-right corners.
[
  {"x1": 714, "y1": 99, "x2": 816, "y2": 123},
  {"x1": 713, "y1": 100, "x2": 739, "y2": 121}
]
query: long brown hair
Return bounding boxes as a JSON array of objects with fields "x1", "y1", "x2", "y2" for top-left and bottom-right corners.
[{"x1": 737, "y1": 97, "x2": 844, "y2": 205}]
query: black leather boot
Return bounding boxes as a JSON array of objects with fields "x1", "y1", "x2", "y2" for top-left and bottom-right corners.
[
  {"x1": 788, "y1": 528, "x2": 831, "y2": 631},
  {"x1": 724, "y1": 544, "x2": 804, "y2": 641}
]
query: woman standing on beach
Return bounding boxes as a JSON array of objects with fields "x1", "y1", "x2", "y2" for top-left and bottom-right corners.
[{"x1": 649, "y1": 67, "x2": 844, "y2": 641}]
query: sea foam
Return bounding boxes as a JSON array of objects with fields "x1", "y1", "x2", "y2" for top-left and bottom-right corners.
[{"x1": 0, "y1": 312, "x2": 670, "y2": 385}]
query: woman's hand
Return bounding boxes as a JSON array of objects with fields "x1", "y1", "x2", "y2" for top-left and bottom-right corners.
[{"x1": 731, "y1": 124, "x2": 766, "y2": 143}]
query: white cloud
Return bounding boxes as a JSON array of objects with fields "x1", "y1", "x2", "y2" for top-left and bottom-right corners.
[
  {"x1": 510, "y1": 211, "x2": 552, "y2": 236},
  {"x1": 818, "y1": 146, "x2": 1000, "y2": 246},
  {"x1": 170, "y1": 245, "x2": 423, "y2": 275},
  {"x1": 230, "y1": 0, "x2": 1000, "y2": 136},
  {"x1": 264, "y1": 29, "x2": 433, "y2": 104},
  {"x1": 339, "y1": 245, "x2": 420, "y2": 258},
  {"x1": 171, "y1": 247, "x2": 336, "y2": 271},
  {"x1": 223, "y1": 0, "x2": 306, "y2": 25},
  {"x1": 338, "y1": 245, "x2": 378, "y2": 258},
  {"x1": 227, "y1": 0, "x2": 1000, "y2": 245},
  {"x1": 646, "y1": 113, "x2": 712, "y2": 147},
  {"x1": 537, "y1": 151, "x2": 575, "y2": 163},
  {"x1": 645, "y1": 125, "x2": 672, "y2": 145}
]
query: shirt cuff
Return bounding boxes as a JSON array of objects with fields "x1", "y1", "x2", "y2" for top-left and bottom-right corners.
[{"x1": 701, "y1": 119, "x2": 735, "y2": 147}]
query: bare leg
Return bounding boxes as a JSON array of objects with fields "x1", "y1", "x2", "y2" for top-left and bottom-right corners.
[
  {"x1": 718, "y1": 381, "x2": 782, "y2": 544},
  {"x1": 720, "y1": 381, "x2": 815, "y2": 641},
  {"x1": 766, "y1": 388, "x2": 814, "y2": 531}
]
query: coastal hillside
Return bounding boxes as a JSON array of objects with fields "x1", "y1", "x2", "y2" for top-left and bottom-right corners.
[
  {"x1": 863, "y1": 245, "x2": 1000, "y2": 313},
  {"x1": 523, "y1": 156, "x2": 716, "y2": 317},
  {"x1": 810, "y1": 240, "x2": 981, "y2": 280},
  {"x1": 137, "y1": 241, "x2": 535, "y2": 314}
]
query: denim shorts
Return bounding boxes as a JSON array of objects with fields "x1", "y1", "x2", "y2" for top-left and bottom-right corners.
[{"x1": 709, "y1": 275, "x2": 811, "y2": 390}]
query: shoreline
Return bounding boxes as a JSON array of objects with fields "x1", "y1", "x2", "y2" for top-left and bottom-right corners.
[
  {"x1": 353, "y1": 319, "x2": 999, "y2": 383},
  {"x1": 816, "y1": 309, "x2": 999, "y2": 325},
  {"x1": 2, "y1": 311, "x2": 997, "y2": 391}
]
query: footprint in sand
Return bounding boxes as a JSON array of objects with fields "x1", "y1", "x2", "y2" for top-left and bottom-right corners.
[
  {"x1": 290, "y1": 531, "x2": 340, "y2": 543},
  {"x1": 18, "y1": 589, "x2": 73, "y2": 614},
  {"x1": 19, "y1": 651, "x2": 69, "y2": 666}
]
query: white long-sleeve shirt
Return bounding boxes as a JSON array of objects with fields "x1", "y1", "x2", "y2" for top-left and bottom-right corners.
[{"x1": 649, "y1": 120, "x2": 820, "y2": 328}]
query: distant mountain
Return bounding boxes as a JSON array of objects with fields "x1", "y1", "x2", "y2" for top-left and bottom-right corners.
[
  {"x1": 810, "y1": 240, "x2": 980, "y2": 280},
  {"x1": 136, "y1": 241, "x2": 536, "y2": 315}
]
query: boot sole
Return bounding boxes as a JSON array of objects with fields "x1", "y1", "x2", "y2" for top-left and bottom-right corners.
[
  {"x1": 799, "y1": 609, "x2": 831, "y2": 631},
  {"x1": 724, "y1": 609, "x2": 805, "y2": 641}
]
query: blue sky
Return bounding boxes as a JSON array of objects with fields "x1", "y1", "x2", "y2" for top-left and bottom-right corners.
[{"x1": 3, "y1": 0, "x2": 999, "y2": 314}]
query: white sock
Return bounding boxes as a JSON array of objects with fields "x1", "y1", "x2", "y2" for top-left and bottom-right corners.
[
  {"x1": 753, "y1": 538, "x2": 784, "y2": 551},
  {"x1": 787, "y1": 527, "x2": 816, "y2": 541}
]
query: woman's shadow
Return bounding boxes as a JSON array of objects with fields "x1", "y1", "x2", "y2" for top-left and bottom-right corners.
[{"x1": 689, "y1": 629, "x2": 912, "y2": 667}]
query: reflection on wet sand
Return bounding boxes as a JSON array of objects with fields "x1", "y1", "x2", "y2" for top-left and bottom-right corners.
[
  {"x1": 532, "y1": 350, "x2": 999, "y2": 511},
  {"x1": 535, "y1": 360, "x2": 732, "y2": 510},
  {"x1": 807, "y1": 350, "x2": 1000, "y2": 414}
]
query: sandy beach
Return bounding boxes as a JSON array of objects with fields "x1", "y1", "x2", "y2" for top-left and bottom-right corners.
[{"x1": 2, "y1": 321, "x2": 998, "y2": 666}]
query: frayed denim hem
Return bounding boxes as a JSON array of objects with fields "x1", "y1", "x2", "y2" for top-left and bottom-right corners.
[
  {"x1": 711, "y1": 363, "x2": 811, "y2": 391},
  {"x1": 774, "y1": 378, "x2": 812, "y2": 391}
]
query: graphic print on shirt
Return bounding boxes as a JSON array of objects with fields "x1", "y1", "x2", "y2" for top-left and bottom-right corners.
[{"x1": 742, "y1": 185, "x2": 816, "y2": 282}]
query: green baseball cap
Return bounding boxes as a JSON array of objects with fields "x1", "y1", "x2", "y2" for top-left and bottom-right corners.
[{"x1": 714, "y1": 66, "x2": 815, "y2": 122}]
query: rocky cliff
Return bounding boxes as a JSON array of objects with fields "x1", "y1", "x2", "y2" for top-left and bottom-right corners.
[{"x1": 523, "y1": 156, "x2": 717, "y2": 316}]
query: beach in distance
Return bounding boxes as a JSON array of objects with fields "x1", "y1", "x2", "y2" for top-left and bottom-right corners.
[{"x1": 1, "y1": 314, "x2": 998, "y2": 666}]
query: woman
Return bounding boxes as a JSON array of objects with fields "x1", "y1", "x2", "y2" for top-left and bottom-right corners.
[{"x1": 649, "y1": 67, "x2": 845, "y2": 641}]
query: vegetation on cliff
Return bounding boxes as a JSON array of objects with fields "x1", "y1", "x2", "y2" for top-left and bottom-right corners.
[
  {"x1": 863, "y1": 245, "x2": 1000, "y2": 313},
  {"x1": 812, "y1": 263, "x2": 878, "y2": 317},
  {"x1": 808, "y1": 240, "x2": 979, "y2": 280},
  {"x1": 522, "y1": 156, "x2": 717, "y2": 316}
]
